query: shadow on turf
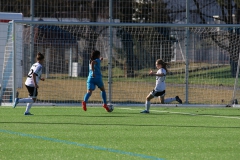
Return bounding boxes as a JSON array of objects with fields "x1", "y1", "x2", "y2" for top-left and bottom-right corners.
[
  {"x1": 39, "y1": 115, "x2": 130, "y2": 117},
  {"x1": 1, "y1": 121, "x2": 240, "y2": 128},
  {"x1": 24, "y1": 111, "x2": 143, "y2": 117}
]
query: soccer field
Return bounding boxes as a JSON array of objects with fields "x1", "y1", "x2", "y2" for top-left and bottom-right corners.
[{"x1": 1, "y1": 106, "x2": 240, "y2": 160}]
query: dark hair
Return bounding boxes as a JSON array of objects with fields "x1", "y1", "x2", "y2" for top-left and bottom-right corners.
[
  {"x1": 90, "y1": 50, "x2": 100, "y2": 63},
  {"x1": 156, "y1": 59, "x2": 168, "y2": 72},
  {"x1": 36, "y1": 52, "x2": 44, "y2": 61}
]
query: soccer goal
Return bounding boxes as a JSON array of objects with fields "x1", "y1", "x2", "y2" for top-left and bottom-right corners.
[{"x1": 1, "y1": 20, "x2": 240, "y2": 107}]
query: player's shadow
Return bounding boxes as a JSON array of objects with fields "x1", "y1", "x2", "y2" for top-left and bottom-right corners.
[
  {"x1": 34, "y1": 111, "x2": 142, "y2": 117},
  {"x1": 37, "y1": 115, "x2": 130, "y2": 118}
]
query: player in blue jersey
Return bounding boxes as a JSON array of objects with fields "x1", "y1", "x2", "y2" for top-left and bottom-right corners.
[
  {"x1": 82, "y1": 50, "x2": 110, "y2": 112},
  {"x1": 140, "y1": 59, "x2": 182, "y2": 113},
  {"x1": 12, "y1": 52, "x2": 45, "y2": 115}
]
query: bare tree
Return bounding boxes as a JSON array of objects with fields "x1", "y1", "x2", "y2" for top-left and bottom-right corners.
[{"x1": 191, "y1": 0, "x2": 240, "y2": 77}]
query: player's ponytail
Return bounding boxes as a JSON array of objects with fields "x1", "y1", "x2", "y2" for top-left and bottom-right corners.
[{"x1": 90, "y1": 50, "x2": 100, "y2": 63}]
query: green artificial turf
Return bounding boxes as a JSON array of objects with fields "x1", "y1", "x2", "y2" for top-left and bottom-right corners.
[{"x1": 1, "y1": 106, "x2": 240, "y2": 160}]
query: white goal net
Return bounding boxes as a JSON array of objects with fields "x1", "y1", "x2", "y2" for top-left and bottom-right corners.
[{"x1": 1, "y1": 21, "x2": 240, "y2": 106}]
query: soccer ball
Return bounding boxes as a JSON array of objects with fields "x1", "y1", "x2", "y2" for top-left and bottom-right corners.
[{"x1": 108, "y1": 104, "x2": 114, "y2": 112}]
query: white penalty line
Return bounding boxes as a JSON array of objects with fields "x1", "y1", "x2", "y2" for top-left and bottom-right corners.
[{"x1": 118, "y1": 107, "x2": 240, "y2": 120}]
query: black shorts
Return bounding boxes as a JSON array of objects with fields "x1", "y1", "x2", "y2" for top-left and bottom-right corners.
[
  {"x1": 25, "y1": 85, "x2": 38, "y2": 97},
  {"x1": 150, "y1": 90, "x2": 165, "y2": 97}
]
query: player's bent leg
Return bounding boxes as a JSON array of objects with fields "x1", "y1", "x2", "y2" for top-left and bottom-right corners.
[{"x1": 164, "y1": 97, "x2": 176, "y2": 103}]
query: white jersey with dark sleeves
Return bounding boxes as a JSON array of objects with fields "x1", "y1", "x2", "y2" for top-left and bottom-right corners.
[
  {"x1": 25, "y1": 62, "x2": 43, "y2": 87},
  {"x1": 154, "y1": 68, "x2": 166, "y2": 92}
]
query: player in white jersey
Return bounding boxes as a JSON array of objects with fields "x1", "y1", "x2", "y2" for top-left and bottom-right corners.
[
  {"x1": 13, "y1": 52, "x2": 45, "y2": 115},
  {"x1": 140, "y1": 59, "x2": 182, "y2": 113}
]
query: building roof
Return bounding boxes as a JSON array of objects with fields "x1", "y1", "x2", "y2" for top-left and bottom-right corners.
[{"x1": 35, "y1": 25, "x2": 77, "y2": 44}]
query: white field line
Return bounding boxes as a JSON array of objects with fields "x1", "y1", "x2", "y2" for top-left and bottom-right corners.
[
  {"x1": 5, "y1": 105, "x2": 240, "y2": 120},
  {"x1": 118, "y1": 107, "x2": 240, "y2": 120}
]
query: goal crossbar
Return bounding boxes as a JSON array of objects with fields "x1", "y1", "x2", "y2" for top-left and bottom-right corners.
[{"x1": 13, "y1": 20, "x2": 240, "y2": 28}]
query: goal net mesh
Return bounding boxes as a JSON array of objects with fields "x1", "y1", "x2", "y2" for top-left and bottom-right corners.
[{"x1": 2, "y1": 21, "x2": 240, "y2": 106}]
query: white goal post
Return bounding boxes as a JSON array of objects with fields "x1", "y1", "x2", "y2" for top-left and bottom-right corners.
[{"x1": 1, "y1": 20, "x2": 240, "y2": 107}]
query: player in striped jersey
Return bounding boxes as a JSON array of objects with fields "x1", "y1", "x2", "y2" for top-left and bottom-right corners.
[{"x1": 12, "y1": 52, "x2": 45, "y2": 115}]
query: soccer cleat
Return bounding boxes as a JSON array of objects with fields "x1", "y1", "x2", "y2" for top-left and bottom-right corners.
[
  {"x1": 175, "y1": 96, "x2": 182, "y2": 104},
  {"x1": 82, "y1": 101, "x2": 87, "y2": 111},
  {"x1": 24, "y1": 112, "x2": 34, "y2": 115},
  {"x1": 140, "y1": 110, "x2": 149, "y2": 113},
  {"x1": 103, "y1": 104, "x2": 110, "y2": 112},
  {"x1": 12, "y1": 98, "x2": 19, "y2": 108}
]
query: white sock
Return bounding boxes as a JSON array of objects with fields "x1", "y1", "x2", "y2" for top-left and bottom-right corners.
[
  {"x1": 25, "y1": 102, "x2": 33, "y2": 113},
  {"x1": 145, "y1": 101, "x2": 150, "y2": 111},
  {"x1": 19, "y1": 98, "x2": 34, "y2": 103},
  {"x1": 164, "y1": 97, "x2": 176, "y2": 104}
]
